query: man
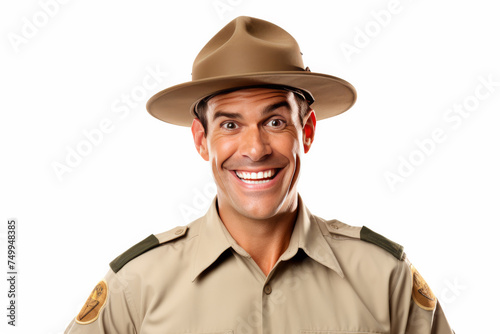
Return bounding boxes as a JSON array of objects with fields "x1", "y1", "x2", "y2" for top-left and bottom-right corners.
[{"x1": 65, "y1": 16, "x2": 453, "y2": 333}]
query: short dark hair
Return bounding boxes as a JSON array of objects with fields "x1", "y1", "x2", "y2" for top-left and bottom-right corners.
[{"x1": 194, "y1": 88, "x2": 311, "y2": 134}]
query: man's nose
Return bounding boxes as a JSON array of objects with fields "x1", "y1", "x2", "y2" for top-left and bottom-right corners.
[{"x1": 239, "y1": 126, "x2": 272, "y2": 161}]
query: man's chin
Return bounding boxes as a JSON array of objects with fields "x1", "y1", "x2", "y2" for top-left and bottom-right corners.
[{"x1": 231, "y1": 196, "x2": 289, "y2": 221}]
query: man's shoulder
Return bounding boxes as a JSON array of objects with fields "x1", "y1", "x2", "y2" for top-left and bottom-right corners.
[
  {"x1": 109, "y1": 217, "x2": 204, "y2": 273},
  {"x1": 313, "y1": 215, "x2": 406, "y2": 261}
]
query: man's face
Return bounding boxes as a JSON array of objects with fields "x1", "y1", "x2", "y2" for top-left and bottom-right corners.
[{"x1": 191, "y1": 88, "x2": 315, "y2": 222}]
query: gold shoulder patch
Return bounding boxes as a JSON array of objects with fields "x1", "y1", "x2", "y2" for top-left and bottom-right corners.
[
  {"x1": 410, "y1": 265, "x2": 436, "y2": 311},
  {"x1": 75, "y1": 280, "x2": 108, "y2": 324}
]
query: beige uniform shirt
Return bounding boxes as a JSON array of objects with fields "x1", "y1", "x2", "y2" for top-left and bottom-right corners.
[{"x1": 65, "y1": 196, "x2": 453, "y2": 333}]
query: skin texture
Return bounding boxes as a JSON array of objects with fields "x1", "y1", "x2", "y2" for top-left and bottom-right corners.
[{"x1": 191, "y1": 88, "x2": 316, "y2": 276}]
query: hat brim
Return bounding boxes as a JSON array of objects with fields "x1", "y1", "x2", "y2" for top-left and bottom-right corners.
[{"x1": 146, "y1": 71, "x2": 356, "y2": 127}]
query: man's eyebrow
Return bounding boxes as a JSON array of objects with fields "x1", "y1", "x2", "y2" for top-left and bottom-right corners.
[
  {"x1": 262, "y1": 101, "x2": 292, "y2": 115},
  {"x1": 212, "y1": 111, "x2": 243, "y2": 121},
  {"x1": 212, "y1": 101, "x2": 291, "y2": 121}
]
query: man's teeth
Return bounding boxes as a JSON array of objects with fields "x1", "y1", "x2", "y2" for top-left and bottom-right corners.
[{"x1": 235, "y1": 169, "x2": 276, "y2": 183}]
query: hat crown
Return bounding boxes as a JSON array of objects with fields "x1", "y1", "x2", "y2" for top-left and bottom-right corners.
[
  {"x1": 192, "y1": 16, "x2": 306, "y2": 80},
  {"x1": 146, "y1": 16, "x2": 356, "y2": 127}
]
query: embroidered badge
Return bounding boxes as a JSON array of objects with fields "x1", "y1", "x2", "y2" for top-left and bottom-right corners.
[
  {"x1": 411, "y1": 265, "x2": 436, "y2": 311},
  {"x1": 75, "y1": 280, "x2": 108, "y2": 324}
]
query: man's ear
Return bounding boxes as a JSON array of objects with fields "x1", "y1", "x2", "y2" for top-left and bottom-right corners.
[
  {"x1": 302, "y1": 109, "x2": 316, "y2": 154},
  {"x1": 191, "y1": 118, "x2": 209, "y2": 161}
]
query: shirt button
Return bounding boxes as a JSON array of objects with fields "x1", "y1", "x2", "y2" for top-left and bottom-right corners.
[
  {"x1": 174, "y1": 228, "x2": 184, "y2": 235},
  {"x1": 328, "y1": 222, "x2": 338, "y2": 229},
  {"x1": 264, "y1": 284, "x2": 272, "y2": 295}
]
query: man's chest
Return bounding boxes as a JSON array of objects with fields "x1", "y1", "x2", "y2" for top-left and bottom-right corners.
[{"x1": 136, "y1": 253, "x2": 390, "y2": 334}]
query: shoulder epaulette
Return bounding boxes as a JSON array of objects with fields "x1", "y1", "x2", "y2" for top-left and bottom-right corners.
[
  {"x1": 359, "y1": 226, "x2": 405, "y2": 261},
  {"x1": 325, "y1": 219, "x2": 405, "y2": 261},
  {"x1": 109, "y1": 226, "x2": 188, "y2": 273}
]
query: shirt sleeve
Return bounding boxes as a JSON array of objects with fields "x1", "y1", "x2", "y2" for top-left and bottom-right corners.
[
  {"x1": 64, "y1": 269, "x2": 139, "y2": 334},
  {"x1": 389, "y1": 257, "x2": 454, "y2": 334}
]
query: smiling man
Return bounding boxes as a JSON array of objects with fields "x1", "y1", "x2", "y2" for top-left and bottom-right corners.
[
  {"x1": 192, "y1": 87, "x2": 315, "y2": 276},
  {"x1": 65, "y1": 16, "x2": 454, "y2": 334}
]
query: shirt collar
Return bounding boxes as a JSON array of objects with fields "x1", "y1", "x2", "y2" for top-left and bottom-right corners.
[
  {"x1": 190, "y1": 197, "x2": 234, "y2": 282},
  {"x1": 281, "y1": 195, "x2": 344, "y2": 278},
  {"x1": 190, "y1": 195, "x2": 344, "y2": 281}
]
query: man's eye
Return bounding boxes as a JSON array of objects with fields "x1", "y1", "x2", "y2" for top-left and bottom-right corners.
[
  {"x1": 221, "y1": 121, "x2": 238, "y2": 130},
  {"x1": 266, "y1": 119, "x2": 286, "y2": 128}
]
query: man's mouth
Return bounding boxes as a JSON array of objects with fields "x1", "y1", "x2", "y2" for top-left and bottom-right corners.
[{"x1": 234, "y1": 169, "x2": 279, "y2": 184}]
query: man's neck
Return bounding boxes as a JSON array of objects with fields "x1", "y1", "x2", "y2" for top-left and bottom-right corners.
[{"x1": 217, "y1": 199, "x2": 298, "y2": 277}]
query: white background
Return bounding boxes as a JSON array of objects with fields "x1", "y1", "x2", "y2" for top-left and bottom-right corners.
[{"x1": 1, "y1": 0, "x2": 499, "y2": 332}]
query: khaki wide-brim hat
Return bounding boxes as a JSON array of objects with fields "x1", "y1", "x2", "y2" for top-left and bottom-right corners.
[{"x1": 146, "y1": 16, "x2": 356, "y2": 127}]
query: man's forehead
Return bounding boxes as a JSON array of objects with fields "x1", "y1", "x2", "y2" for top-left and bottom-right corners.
[{"x1": 207, "y1": 87, "x2": 295, "y2": 110}]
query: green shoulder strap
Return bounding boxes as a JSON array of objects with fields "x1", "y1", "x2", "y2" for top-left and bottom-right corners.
[
  {"x1": 325, "y1": 219, "x2": 405, "y2": 261},
  {"x1": 109, "y1": 226, "x2": 188, "y2": 273},
  {"x1": 360, "y1": 226, "x2": 405, "y2": 261}
]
